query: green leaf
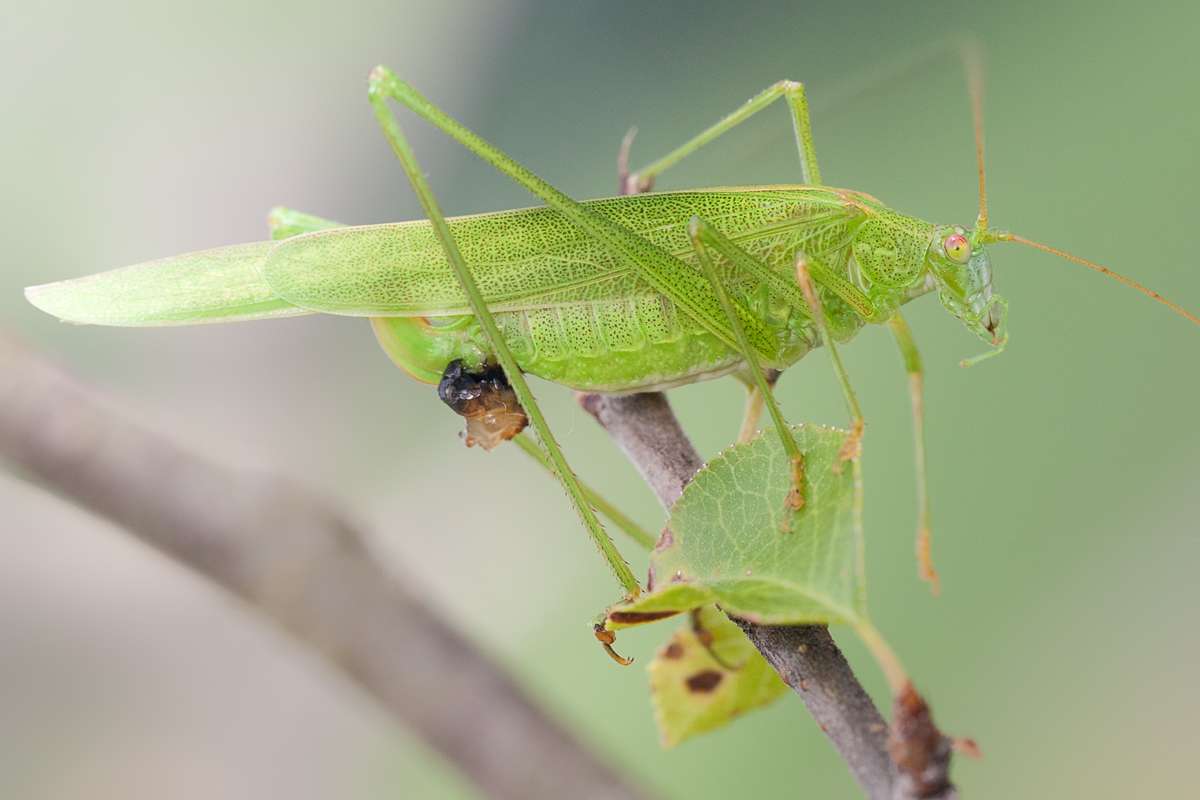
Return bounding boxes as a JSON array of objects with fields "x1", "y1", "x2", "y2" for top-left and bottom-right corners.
[
  {"x1": 649, "y1": 606, "x2": 788, "y2": 747},
  {"x1": 606, "y1": 425, "x2": 911, "y2": 746},
  {"x1": 608, "y1": 424, "x2": 864, "y2": 628}
]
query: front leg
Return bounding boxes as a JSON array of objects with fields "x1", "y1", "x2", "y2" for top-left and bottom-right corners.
[
  {"x1": 794, "y1": 252, "x2": 865, "y2": 468},
  {"x1": 367, "y1": 66, "x2": 643, "y2": 600},
  {"x1": 687, "y1": 216, "x2": 805, "y2": 526}
]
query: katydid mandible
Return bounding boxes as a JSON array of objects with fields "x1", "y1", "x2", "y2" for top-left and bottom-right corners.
[{"x1": 26, "y1": 65, "x2": 1200, "y2": 607}]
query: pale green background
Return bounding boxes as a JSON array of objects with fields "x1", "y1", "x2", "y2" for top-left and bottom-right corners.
[{"x1": 3, "y1": 1, "x2": 1198, "y2": 798}]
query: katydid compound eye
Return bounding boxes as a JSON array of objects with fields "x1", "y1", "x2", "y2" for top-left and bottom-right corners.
[{"x1": 943, "y1": 233, "x2": 971, "y2": 264}]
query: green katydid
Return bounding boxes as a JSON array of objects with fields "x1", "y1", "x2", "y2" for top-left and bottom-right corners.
[{"x1": 25, "y1": 65, "x2": 1200, "y2": 624}]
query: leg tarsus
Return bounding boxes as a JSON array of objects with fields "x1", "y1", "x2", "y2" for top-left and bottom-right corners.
[
  {"x1": 835, "y1": 418, "x2": 865, "y2": 473},
  {"x1": 782, "y1": 454, "x2": 805, "y2": 533},
  {"x1": 594, "y1": 624, "x2": 634, "y2": 666}
]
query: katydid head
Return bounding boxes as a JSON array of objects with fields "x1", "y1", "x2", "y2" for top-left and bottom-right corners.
[
  {"x1": 926, "y1": 221, "x2": 1199, "y2": 367},
  {"x1": 930, "y1": 46, "x2": 1010, "y2": 367},
  {"x1": 912, "y1": 51, "x2": 1197, "y2": 367},
  {"x1": 926, "y1": 225, "x2": 1008, "y2": 358},
  {"x1": 929, "y1": 48, "x2": 1197, "y2": 366}
]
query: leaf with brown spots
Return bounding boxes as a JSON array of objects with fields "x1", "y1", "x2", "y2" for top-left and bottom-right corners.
[
  {"x1": 648, "y1": 605, "x2": 787, "y2": 747},
  {"x1": 607, "y1": 424, "x2": 911, "y2": 745}
]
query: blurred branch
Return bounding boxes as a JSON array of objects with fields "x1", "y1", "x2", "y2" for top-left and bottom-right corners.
[
  {"x1": 0, "y1": 324, "x2": 960, "y2": 800},
  {"x1": 577, "y1": 392, "x2": 958, "y2": 800},
  {"x1": 0, "y1": 329, "x2": 650, "y2": 800}
]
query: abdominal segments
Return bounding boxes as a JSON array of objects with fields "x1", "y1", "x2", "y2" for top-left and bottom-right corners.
[{"x1": 497, "y1": 295, "x2": 690, "y2": 362}]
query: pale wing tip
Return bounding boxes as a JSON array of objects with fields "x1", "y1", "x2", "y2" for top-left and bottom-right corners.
[
  {"x1": 24, "y1": 281, "x2": 95, "y2": 325},
  {"x1": 23, "y1": 277, "x2": 311, "y2": 327}
]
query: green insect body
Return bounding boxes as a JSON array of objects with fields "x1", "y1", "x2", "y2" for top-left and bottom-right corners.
[
  {"x1": 27, "y1": 67, "x2": 1193, "y2": 612},
  {"x1": 366, "y1": 187, "x2": 903, "y2": 392},
  {"x1": 28, "y1": 186, "x2": 989, "y2": 396}
]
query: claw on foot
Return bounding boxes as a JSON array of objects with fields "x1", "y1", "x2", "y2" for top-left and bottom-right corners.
[
  {"x1": 833, "y1": 419, "x2": 865, "y2": 474},
  {"x1": 782, "y1": 454, "x2": 804, "y2": 532},
  {"x1": 916, "y1": 525, "x2": 941, "y2": 595},
  {"x1": 594, "y1": 624, "x2": 633, "y2": 666}
]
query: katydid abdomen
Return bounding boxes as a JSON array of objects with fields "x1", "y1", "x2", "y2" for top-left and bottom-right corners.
[{"x1": 374, "y1": 294, "x2": 768, "y2": 393}]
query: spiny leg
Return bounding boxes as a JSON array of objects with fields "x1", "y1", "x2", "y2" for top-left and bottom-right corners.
[
  {"x1": 614, "y1": 100, "x2": 794, "y2": 452},
  {"x1": 794, "y1": 252, "x2": 865, "y2": 468},
  {"x1": 681, "y1": 210, "x2": 883, "y2": 338},
  {"x1": 802, "y1": 257, "x2": 880, "y2": 322},
  {"x1": 618, "y1": 115, "x2": 782, "y2": 462},
  {"x1": 629, "y1": 80, "x2": 822, "y2": 189},
  {"x1": 684, "y1": 214, "x2": 806, "y2": 456},
  {"x1": 795, "y1": 254, "x2": 872, "y2": 617},
  {"x1": 888, "y1": 313, "x2": 939, "y2": 592},
  {"x1": 510, "y1": 432, "x2": 656, "y2": 552},
  {"x1": 615, "y1": 83, "x2": 825, "y2": 434},
  {"x1": 367, "y1": 67, "x2": 642, "y2": 599},
  {"x1": 686, "y1": 216, "x2": 805, "y2": 525},
  {"x1": 268, "y1": 207, "x2": 656, "y2": 556}
]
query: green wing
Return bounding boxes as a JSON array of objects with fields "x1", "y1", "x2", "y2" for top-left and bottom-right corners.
[
  {"x1": 25, "y1": 188, "x2": 857, "y2": 326},
  {"x1": 263, "y1": 189, "x2": 858, "y2": 317},
  {"x1": 263, "y1": 205, "x2": 661, "y2": 317},
  {"x1": 23, "y1": 208, "x2": 346, "y2": 326},
  {"x1": 25, "y1": 241, "x2": 309, "y2": 326}
]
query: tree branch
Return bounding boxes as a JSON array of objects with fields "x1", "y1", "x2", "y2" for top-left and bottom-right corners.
[
  {"x1": 577, "y1": 391, "x2": 958, "y2": 800},
  {"x1": 0, "y1": 329, "x2": 651, "y2": 800},
  {"x1": 0, "y1": 324, "x2": 961, "y2": 800}
]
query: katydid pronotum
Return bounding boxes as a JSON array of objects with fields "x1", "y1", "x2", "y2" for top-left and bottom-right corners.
[{"x1": 26, "y1": 66, "x2": 1200, "y2": 670}]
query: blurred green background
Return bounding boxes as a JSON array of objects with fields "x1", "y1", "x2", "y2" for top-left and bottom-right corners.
[{"x1": 3, "y1": 1, "x2": 1199, "y2": 798}]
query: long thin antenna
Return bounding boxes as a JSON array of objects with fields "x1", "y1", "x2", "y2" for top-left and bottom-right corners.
[
  {"x1": 958, "y1": 39, "x2": 987, "y2": 231},
  {"x1": 1002, "y1": 233, "x2": 1200, "y2": 326}
]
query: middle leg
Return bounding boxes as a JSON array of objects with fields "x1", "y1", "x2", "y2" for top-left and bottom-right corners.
[
  {"x1": 888, "y1": 312, "x2": 939, "y2": 592},
  {"x1": 686, "y1": 215, "x2": 805, "y2": 525}
]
